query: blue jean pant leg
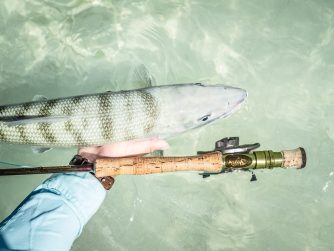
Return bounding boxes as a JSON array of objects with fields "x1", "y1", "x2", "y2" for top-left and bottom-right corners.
[{"x1": 0, "y1": 172, "x2": 106, "y2": 251}]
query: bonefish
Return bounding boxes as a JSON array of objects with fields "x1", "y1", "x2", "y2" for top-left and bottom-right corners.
[{"x1": 0, "y1": 83, "x2": 247, "y2": 151}]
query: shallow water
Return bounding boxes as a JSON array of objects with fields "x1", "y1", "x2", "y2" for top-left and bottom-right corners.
[{"x1": 0, "y1": 0, "x2": 334, "y2": 250}]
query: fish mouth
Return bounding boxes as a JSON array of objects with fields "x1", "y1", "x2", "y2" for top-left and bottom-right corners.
[{"x1": 220, "y1": 90, "x2": 247, "y2": 119}]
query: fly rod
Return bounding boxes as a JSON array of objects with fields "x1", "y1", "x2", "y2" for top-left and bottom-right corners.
[{"x1": 0, "y1": 137, "x2": 306, "y2": 179}]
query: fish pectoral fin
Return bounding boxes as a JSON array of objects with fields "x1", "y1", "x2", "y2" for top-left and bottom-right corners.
[
  {"x1": 32, "y1": 94, "x2": 48, "y2": 102},
  {"x1": 0, "y1": 115, "x2": 70, "y2": 127},
  {"x1": 145, "y1": 150, "x2": 164, "y2": 157},
  {"x1": 32, "y1": 146, "x2": 52, "y2": 154}
]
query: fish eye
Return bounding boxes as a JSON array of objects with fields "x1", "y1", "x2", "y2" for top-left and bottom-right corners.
[{"x1": 198, "y1": 114, "x2": 211, "y2": 122}]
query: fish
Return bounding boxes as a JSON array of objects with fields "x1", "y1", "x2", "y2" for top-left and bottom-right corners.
[{"x1": 0, "y1": 83, "x2": 247, "y2": 151}]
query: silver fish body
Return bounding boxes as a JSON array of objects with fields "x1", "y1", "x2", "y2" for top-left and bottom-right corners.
[{"x1": 0, "y1": 83, "x2": 247, "y2": 147}]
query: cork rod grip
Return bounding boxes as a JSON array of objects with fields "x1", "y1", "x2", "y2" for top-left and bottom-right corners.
[
  {"x1": 282, "y1": 147, "x2": 306, "y2": 169},
  {"x1": 94, "y1": 151, "x2": 223, "y2": 177}
]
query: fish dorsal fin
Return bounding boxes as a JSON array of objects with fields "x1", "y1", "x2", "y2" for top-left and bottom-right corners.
[
  {"x1": 31, "y1": 146, "x2": 51, "y2": 154},
  {"x1": 110, "y1": 64, "x2": 155, "y2": 91},
  {"x1": 0, "y1": 115, "x2": 69, "y2": 127},
  {"x1": 33, "y1": 95, "x2": 48, "y2": 102},
  {"x1": 131, "y1": 64, "x2": 156, "y2": 88}
]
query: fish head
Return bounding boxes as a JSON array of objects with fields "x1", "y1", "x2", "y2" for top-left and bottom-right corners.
[{"x1": 147, "y1": 83, "x2": 247, "y2": 138}]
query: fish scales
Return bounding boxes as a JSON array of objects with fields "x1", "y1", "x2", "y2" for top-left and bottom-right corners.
[{"x1": 0, "y1": 90, "x2": 159, "y2": 147}]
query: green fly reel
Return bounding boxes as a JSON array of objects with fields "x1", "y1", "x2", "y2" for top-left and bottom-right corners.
[{"x1": 198, "y1": 137, "x2": 306, "y2": 178}]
